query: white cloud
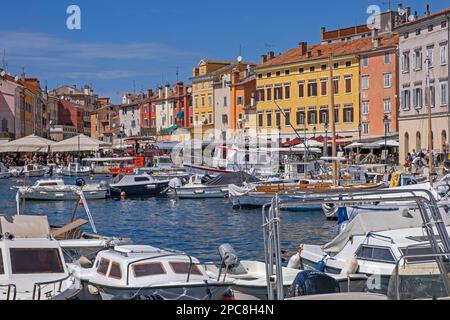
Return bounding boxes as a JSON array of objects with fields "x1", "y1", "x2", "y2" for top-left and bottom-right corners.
[{"x1": 0, "y1": 31, "x2": 188, "y2": 61}]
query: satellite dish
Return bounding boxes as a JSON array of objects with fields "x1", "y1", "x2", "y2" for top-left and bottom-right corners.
[
  {"x1": 237, "y1": 56, "x2": 243, "y2": 62},
  {"x1": 0, "y1": 71, "x2": 5, "y2": 77},
  {"x1": 408, "y1": 15, "x2": 416, "y2": 22},
  {"x1": 14, "y1": 76, "x2": 19, "y2": 82},
  {"x1": 187, "y1": 87, "x2": 192, "y2": 94}
]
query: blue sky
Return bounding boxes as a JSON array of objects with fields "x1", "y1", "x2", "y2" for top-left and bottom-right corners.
[{"x1": 0, "y1": 0, "x2": 447, "y2": 103}]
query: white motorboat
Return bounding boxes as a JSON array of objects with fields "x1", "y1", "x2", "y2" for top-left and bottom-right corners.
[
  {"x1": 299, "y1": 207, "x2": 450, "y2": 294},
  {"x1": 68, "y1": 245, "x2": 233, "y2": 300},
  {"x1": 109, "y1": 173, "x2": 169, "y2": 197},
  {"x1": 21, "y1": 164, "x2": 46, "y2": 177},
  {"x1": 321, "y1": 182, "x2": 439, "y2": 219},
  {"x1": 0, "y1": 215, "x2": 81, "y2": 300},
  {"x1": 62, "y1": 163, "x2": 91, "y2": 177},
  {"x1": 13, "y1": 179, "x2": 109, "y2": 201},
  {"x1": 167, "y1": 172, "x2": 260, "y2": 199},
  {"x1": 0, "y1": 163, "x2": 11, "y2": 179}
]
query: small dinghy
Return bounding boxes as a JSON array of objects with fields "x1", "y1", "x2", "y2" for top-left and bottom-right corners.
[
  {"x1": 62, "y1": 163, "x2": 91, "y2": 177},
  {"x1": 21, "y1": 164, "x2": 46, "y2": 177},
  {"x1": 68, "y1": 245, "x2": 233, "y2": 300}
]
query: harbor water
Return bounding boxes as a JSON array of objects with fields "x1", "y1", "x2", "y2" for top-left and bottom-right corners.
[{"x1": 0, "y1": 176, "x2": 336, "y2": 262}]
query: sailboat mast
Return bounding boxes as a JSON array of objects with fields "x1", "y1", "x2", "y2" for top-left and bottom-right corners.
[
  {"x1": 426, "y1": 56, "x2": 433, "y2": 183},
  {"x1": 328, "y1": 54, "x2": 338, "y2": 185}
]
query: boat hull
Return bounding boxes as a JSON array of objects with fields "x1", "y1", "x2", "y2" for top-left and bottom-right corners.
[
  {"x1": 85, "y1": 282, "x2": 231, "y2": 300},
  {"x1": 231, "y1": 194, "x2": 322, "y2": 211},
  {"x1": 110, "y1": 182, "x2": 169, "y2": 197},
  {"x1": 62, "y1": 170, "x2": 91, "y2": 177},
  {"x1": 168, "y1": 186, "x2": 228, "y2": 199},
  {"x1": 21, "y1": 188, "x2": 108, "y2": 201},
  {"x1": 23, "y1": 170, "x2": 46, "y2": 177}
]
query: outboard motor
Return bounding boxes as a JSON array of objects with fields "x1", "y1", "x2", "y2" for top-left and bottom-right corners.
[
  {"x1": 289, "y1": 270, "x2": 340, "y2": 298},
  {"x1": 218, "y1": 243, "x2": 238, "y2": 269},
  {"x1": 75, "y1": 178, "x2": 86, "y2": 187}
]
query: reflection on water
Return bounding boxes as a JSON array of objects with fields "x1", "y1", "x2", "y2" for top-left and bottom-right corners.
[{"x1": 0, "y1": 176, "x2": 336, "y2": 261}]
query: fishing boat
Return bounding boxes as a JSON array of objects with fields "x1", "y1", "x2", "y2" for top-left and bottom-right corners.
[
  {"x1": 167, "y1": 172, "x2": 259, "y2": 199},
  {"x1": 62, "y1": 163, "x2": 91, "y2": 177},
  {"x1": 0, "y1": 163, "x2": 11, "y2": 179},
  {"x1": 21, "y1": 164, "x2": 46, "y2": 177},
  {"x1": 13, "y1": 178, "x2": 109, "y2": 201},
  {"x1": 0, "y1": 215, "x2": 81, "y2": 300},
  {"x1": 109, "y1": 173, "x2": 169, "y2": 197},
  {"x1": 68, "y1": 245, "x2": 233, "y2": 300}
]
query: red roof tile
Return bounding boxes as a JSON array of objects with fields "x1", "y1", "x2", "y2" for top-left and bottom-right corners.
[{"x1": 256, "y1": 33, "x2": 399, "y2": 69}]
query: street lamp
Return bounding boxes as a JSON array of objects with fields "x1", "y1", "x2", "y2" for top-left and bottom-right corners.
[
  {"x1": 313, "y1": 126, "x2": 317, "y2": 138},
  {"x1": 384, "y1": 115, "x2": 389, "y2": 170},
  {"x1": 324, "y1": 122, "x2": 329, "y2": 157}
]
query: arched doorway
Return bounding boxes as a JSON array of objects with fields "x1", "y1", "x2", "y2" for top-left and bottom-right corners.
[
  {"x1": 404, "y1": 132, "x2": 410, "y2": 157},
  {"x1": 416, "y1": 132, "x2": 421, "y2": 152}
]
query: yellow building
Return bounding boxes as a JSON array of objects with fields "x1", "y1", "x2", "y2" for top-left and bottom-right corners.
[{"x1": 255, "y1": 42, "x2": 362, "y2": 142}]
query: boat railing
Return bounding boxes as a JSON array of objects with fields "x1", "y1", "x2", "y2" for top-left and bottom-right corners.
[
  {"x1": 392, "y1": 252, "x2": 450, "y2": 300},
  {"x1": 124, "y1": 253, "x2": 198, "y2": 285},
  {"x1": 32, "y1": 274, "x2": 72, "y2": 300},
  {"x1": 262, "y1": 188, "x2": 450, "y2": 300},
  {"x1": 0, "y1": 284, "x2": 17, "y2": 300}
]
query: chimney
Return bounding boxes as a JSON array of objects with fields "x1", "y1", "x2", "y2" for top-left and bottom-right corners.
[
  {"x1": 298, "y1": 42, "x2": 308, "y2": 56},
  {"x1": 260, "y1": 54, "x2": 268, "y2": 64},
  {"x1": 371, "y1": 28, "x2": 379, "y2": 39},
  {"x1": 147, "y1": 89, "x2": 153, "y2": 98},
  {"x1": 267, "y1": 51, "x2": 275, "y2": 60},
  {"x1": 232, "y1": 68, "x2": 240, "y2": 85},
  {"x1": 158, "y1": 87, "x2": 163, "y2": 99},
  {"x1": 317, "y1": 49, "x2": 322, "y2": 57},
  {"x1": 320, "y1": 27, "x2": 326, "y2": 41},
  {"x1": 405, "y1": 7, "x2": 411, "y2": 20},
  {"x1": 425, "y1": 4, "x2": 430, "y2": 16}
]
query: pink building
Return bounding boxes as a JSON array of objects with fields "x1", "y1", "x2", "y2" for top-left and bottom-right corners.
[{"x1": 0, "y1": 74, "x2": 21, "y2": 139}]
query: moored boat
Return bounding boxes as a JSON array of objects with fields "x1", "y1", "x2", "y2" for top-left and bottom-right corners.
[
  {"x1": 109, "y1": 173, "x2": 169, "y2": 197},
  {"x1": 62, "y1": 163, "x2": 91, "y2": 177},
  {"x1": 13, "y1": 178, "x2": 109, "y2": 201},
  {"x1": 68, "y1": 245, "x2": 233, "y2": 300},
  {"x1": 0, "y1": 215, "x2": 81, "y2": 300}
]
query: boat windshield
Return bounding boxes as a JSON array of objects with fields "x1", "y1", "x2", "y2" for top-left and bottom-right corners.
[
  {"x1": 110, "y1": 175, "x2": 124, "y2": 184},
  {"x1": 10, "y1": 248, "x2": 64, "y2": 274}
]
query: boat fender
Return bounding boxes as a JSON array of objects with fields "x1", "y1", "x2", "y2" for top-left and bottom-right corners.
[
  {"x1": 87, "y1": 284, "x2": 99, "y2": 295},
  {"x1": 341, "y1": 256, "x2": 359, "y2": 275},
  {"x1": 287, "y1": 244, "x2": 304, "y2": 269}
]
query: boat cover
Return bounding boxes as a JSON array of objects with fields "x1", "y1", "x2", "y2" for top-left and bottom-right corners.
[
  {"x1": 0, "y1": 215, "x2": 51, "y2": 238},
  {"x1": 323, "y1": 209, "x2": 450, "y2": 254},
  {"x1": 204, "y1": 172, "x2": 260, "y2": 186}
]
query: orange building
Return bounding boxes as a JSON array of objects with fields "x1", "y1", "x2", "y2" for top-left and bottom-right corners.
[
  {"x1": 230, "y1": 65, "x2": 257, "y2": 132},
  {"x1": 359, "y1": 33, "x2": 399, "y2": 139}
]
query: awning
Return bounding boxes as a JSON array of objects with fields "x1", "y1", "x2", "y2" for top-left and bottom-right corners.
[
  {"x1": 164, "y1": 125, "x2": 179, "y2": 133},
  {"x1": 0, "y1": 135, "x2": 55, "y2": 153},
  {"x1": 176, "y1": 111, "x2": 184, "y2": 119},
  {"x1": 376, "y1": 140, "x2": 399, "y2": 147}
]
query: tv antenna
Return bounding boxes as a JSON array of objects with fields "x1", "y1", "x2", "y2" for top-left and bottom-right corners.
[{"x1": 382, "y1": 0, "x2": 401, "y2": 12}]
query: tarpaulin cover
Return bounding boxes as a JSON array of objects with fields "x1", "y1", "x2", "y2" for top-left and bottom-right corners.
[{"x1": 205, "y1": 172, "x2": 260, "y2": 186}]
